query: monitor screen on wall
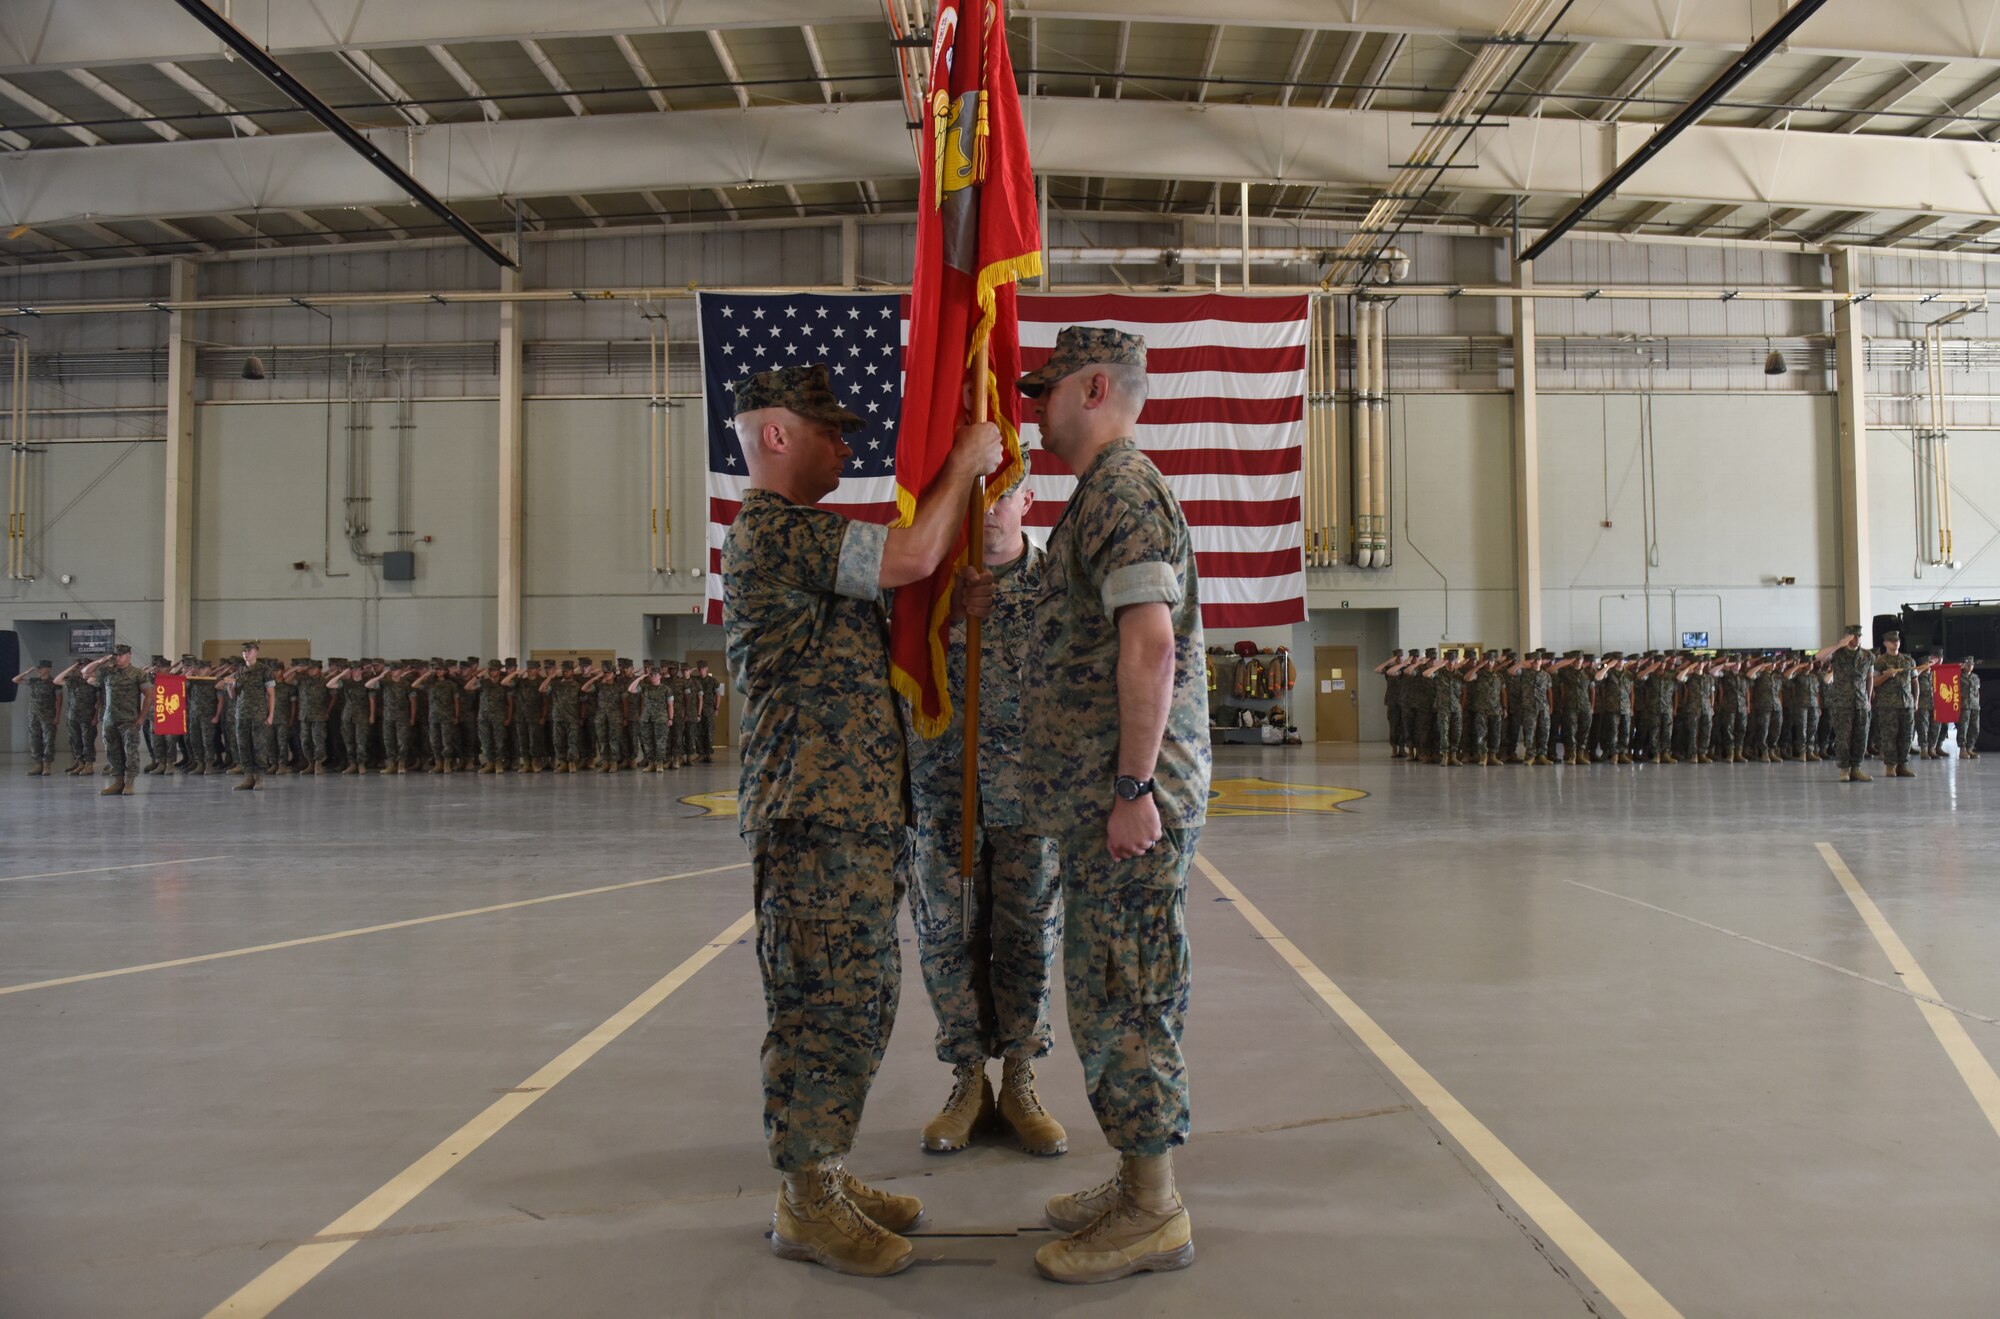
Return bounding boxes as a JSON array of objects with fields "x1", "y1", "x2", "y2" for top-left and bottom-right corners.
[
  {"x1": 1681, "y1": 631, "x2": 1710, "y2": 648},
  {"x1": 70, "y1": 623, "x2": 114, "y2": 656}
]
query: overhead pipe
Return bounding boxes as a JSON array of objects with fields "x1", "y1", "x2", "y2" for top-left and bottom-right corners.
[
  {"x1": 1303, "y1": 295, "x2": 1320, "y2": 567},
  {"x1": 647, "y1": 314, "x2": 662, "y2": 574},
  {"x1": 1323, "y1": 292, "x2": 1339, "y2": 568},
  {"x1": 6, "y1": 332, "x2": 24, "y2": 579},
  {"x1": 1371, "y1": 297, "x2": 1392, "y2": 569},
  {"x1": 1360, "y1": 299, "x2": 1376, "y2": 567}
]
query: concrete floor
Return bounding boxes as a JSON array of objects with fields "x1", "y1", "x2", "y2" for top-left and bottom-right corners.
[{"x1": 2, "y1": 746, "x2": 1998, "y2": 1318}]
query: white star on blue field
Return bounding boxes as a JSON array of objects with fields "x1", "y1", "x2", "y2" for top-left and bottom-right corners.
[{"x1": 700, "y1": 293, "x2": 904, "y2": 471}]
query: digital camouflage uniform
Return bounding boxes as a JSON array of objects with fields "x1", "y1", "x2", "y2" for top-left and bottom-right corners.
[
  {"x1": 906, "y1": 540, "x2": 1060, "y2": 1067},
  {"x1": 380, "y1": 668, "x2": 418, "y2": 766},
  {"x1": 1520, "y1": 662, "x2": 1554, "y2": 761},
  {"x1": 1961, "y1": 662, "x2": 1983, "y2": 754},
  {"x1": 1023, "y1": 436, "x2": 1211, "y2": 1158},
  {"x1": 457, "y1": 668, "x2": 481, "y2": 768},
  {"x1": 1679, "y1": 668, "x2": 1716, "y2": 759},
  {"x1": 1828, "y1": 643, "x2": 1874, "y2": 772},
  {"x1": 421, "y1": 669, "x2": 457, "y2": 767},
  {"x1": 267, "y1": 669, "x2": 297, "y2": 769},
  {"x1": 1872, "y1": 651, "x2": 1917, "y2": 769},
  {"x1": 22, "y1": 671, "x2": 58, "y2": 767},
  {"x1": 1749, "y1": 666, "x2": 1784, "y2": 758},
  {"x1": 1431, "y1": 661, "x2": 1465, "y2": 762},
  {"x1": 297, "y1": 668, "x2": 332, "y2": 767},
  {"x1": 475, "y1": 664, "x2": 510, "y2": 768},
  {"x1": 548, "y1": 668, "x2": 584, "y2": 765},
  {"x1": 1786, "y1": 667, "x2": 1821, "y2": 758},
  {"x1": 337, "y1": 672, "x2": 374, "y2": 770},
  {"x1": 637, "y1": 670, "x2": 673, "y2": 766},
  {"x1": 1716, "y1": 668, "x2": 1751, "y2": 760},
  {"x1": 1468, "y1": 663, "x2": 1505, "y2": 761},
  {"x1": 698, "y1": 668, "x2": 721, "y2": 758},
  {"x1": 591, "y1": 670, "x2": 624, "y2": 767},
  {"x1": 512, "y1": 667, "x2": 548, "y2": 767},
  {"x1": 1644, "y1": 667, "x2": 1677, "y2": 759},
  {"x1": 1556, "y1": 663, "x2": 1593, "y2": 761},
  {"x1": 234, "y1": 657, "x2": 273, "y2": 776},
  {"x1": 185, "y1": 675, "x2": 220, "y2": 767},
  {"x1": 724, "y1": 478, "x2": 910, "y2": 1174},
  {"x1": 62, "y1": 669, "x2": 98, "y2": 766},
  {"x1": 92, "y1": 659, "x2": 146, "y2": 780},
  {"x1": 1914, "y1": 666, "x2": 1939, "y2": 757}
]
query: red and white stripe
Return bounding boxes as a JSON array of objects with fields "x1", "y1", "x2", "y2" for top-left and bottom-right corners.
[{"x1": 707, "y1": 293, "x2": 1308, "y2": 630}]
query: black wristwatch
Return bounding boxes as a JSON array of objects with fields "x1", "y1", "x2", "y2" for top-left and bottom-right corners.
[{"x1": 1113, "y1": 774, "x2": 1155, "y2": 802}]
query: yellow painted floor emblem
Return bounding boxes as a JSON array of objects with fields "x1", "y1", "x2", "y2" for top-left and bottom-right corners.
[
  {"x1": 1206, "y1": 777, "x2": 1367, "y2": 816},
  {"x1": 682, "y1": 777, "x2": 1366, "y2": 821},
  {"x1": 680, "y1": 788, "x2": 741, "y2": 818}
]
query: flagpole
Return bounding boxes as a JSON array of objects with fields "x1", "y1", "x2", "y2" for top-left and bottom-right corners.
[{"x1": 961, "y1": 340, "x2": 989, "y2": 913}]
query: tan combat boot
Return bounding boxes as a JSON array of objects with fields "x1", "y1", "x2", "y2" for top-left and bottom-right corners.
[
  {"x1": 1894, "y1": 765, "x2": 1916, "y2": 778},
  {"x1": 769, "y1": 1163, "x2": 914, "y2": 1277},
  {"x1": 999, "y1": 1058, "x2": 1068, "y2": 1156},
  {"x1": 1851, "y1": 767, "x2": 1873, "y2": 782},
  {"x1": 234, "y1": 773, "x2": 259, "y2": 791},
  {"x1": 825, "y1": 1162, "x2": 923, "y2": 1233},
  {"x1": 100, "y1": 776, "x2": 123, "y2": 797},
  {"x1": 1035, "y1": 1153, "x2": 1193, "y2": 1285},
  {"x1": 120, "y1": 776, "x2": 135, "y2": 795},
  {"x1": 921, "y1": 1062, "x2": 994, "y2": 1153}
]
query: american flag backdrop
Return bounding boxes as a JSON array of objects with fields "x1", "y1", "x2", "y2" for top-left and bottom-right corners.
[{"x1": 701, "y1": 290, "x2": 1308, "y2": 629}]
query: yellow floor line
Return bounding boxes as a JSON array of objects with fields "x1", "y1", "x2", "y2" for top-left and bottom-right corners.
[
  {"x1": 0, "y1": 863, "x2": 749, "y2": 997},
  {"x1": 1195, "y1": 853, "x2": 1684, "y2": 1319},
  {"x1": 0, "y1": 854, "x2": 235, "y2": 884},
  {"x1": 1816, "y1": 842, "x2": 2000, "y2": 1142},
  {"x1": 201, "y1": 910, "x2": 755, "y2": 1319}
]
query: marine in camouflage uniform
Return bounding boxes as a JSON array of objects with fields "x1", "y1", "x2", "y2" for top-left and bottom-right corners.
[
  {"x1": 57, "y1": 661, "x2": 99, "y2": 773},
  {"x1": 1785, "y1": 659, "x2": 1822, "y2": 761},
  {"x1": 507, "y1": 660, "x2": 549, "y2": 771},
  {"x1": 228, "y1": 642, "x2": 275, "y2": 788},
  {"x1": 544, "y1": 661, "x2": 585, "y2": 770},
  {"x1": 1870, "y1": 631, "x2": 1918, "y2": 777},
  {"x1": 265, "y1": 661, "x2": 298, "y2": 774},
  {"x1": 332, "y1": 662, "x2": 376, "y2": 774},
  {"x1": 295, "y1": 660, "x2": 332, "y2": 771},
  {"x1": 1678, "y1": 660, "x2": 1718, "y2": 763},
  {"x1": 1017, "y1": 327, "x2": 1206, "y2": 1284},
  {"x1": 1716, "y1": 661, "x2": 1751, "y2": 763},
  {"x1": 724, "y1": 361, "x2": 993, "y2": 1277},
  {"x1": 1556, "y1": 654, "x2": 1594, "y2": 764},
  {"x1": 1818, "y1": 627, "x2": 1874, "y2": 781},
  {"x1": 1958, "y1": 656, "x2": 1983, "y2": 759},
  {"x1": 696, "y1": 660, "x2": 721, "y2": 761},
  {"x1": 584, "y1": 661, "x2": 623, "y2": 772},
  {"x1": 84, "y1": 645, "x2": 146, "y2": 793},
  {"x1": 1518, "y1": 652, "x2": 1555, "y2": 764},
  {"x1": 1913, "y1": 658, "x2": 1940, "y2": 759},
  {"x1": 1748, "y1": 660, "x2": 1785, "y2": 762},
  {"x1": 1467, "y1": 653, "x2": 1506, "y2": 764},
  {"x1": 633, "y1": 661, "x2": 674, "y2": 770},
  {"x1": 906, "y1": 482, "x2": 1064, "y2": 1157},
  {"x1": 416, "y1": 660, "x2": 457, "y2": 772},
  {"x1": 14, "y1": 659, "x2": 60, "y2": 773},
  {"x1": 1428, "y1": 650, "x2": 1467, "y2": 766},
  {"x1": 456, "y1": 659, "x2": 482, "y2": 772},
  {"x1": 474, "y1": 659, "x2": 511, "y2": 772},
  {"x1": 1407, "y1": 648, "x2": 1438, "y2": 762},
  {"x1": 184, "y1": 661, "x2": 221, "y2": 773},
  {"x1": 1641, "y1": 656, "x2": 1678, "y2": 763}
]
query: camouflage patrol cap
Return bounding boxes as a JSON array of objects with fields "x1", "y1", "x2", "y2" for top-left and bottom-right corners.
[
  {"x1": 241, "y1": 639, "x2": 260, "y2": 651},
  {"x1": 114, "y1": 643, "x2": 132, "y2": 655},
  {"x1": 730, "y1": 362, "x2": 864, "y2": 433},
  {"x1": 1883, "y1": 630, "x2": 1901, "y2": 642},
  {"x1": 560, "y1": 659, "x2": 575, "y2": 670},
  {"x1": 1016, "y1": 326, "x2": 1147, "y2": 398},
  {"x1": 1964, "y1": 654, "x2": 1977, "y2": 667},
  {"x1": 151, "y1": 654, "x2": 168, "y2": 665},
  {"x1": 487, "y1": 658, "x2": 502, "y2": 669},
  {"x1": 1423, "y1": 647, "x2": 1438, "y2": 658},
  {"x1": 618, "y1": 657, "x2": 633, "y2": 669},
  {"x1": 1844, "y1": 624, "x2": 1863, "y2": 636},
  {"x1": 35, "y1": 657, "x2": 50, "y2": 667},
  {"x1": 504, "y1": 657, "x2": 517, "y2": 668}
]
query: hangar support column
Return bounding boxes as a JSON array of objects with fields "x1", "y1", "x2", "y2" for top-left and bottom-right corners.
[
  {"x1": 1831, "y1": 248, "x2": 1871, "y2": 628},
  {"x1": 162, "y1": 258, "x2": 197, "y2": 657},
  {"x1": 497, "y1": 261, "x2": 524, "y2": 657},
  {"x1": 1511, "y1": 260, "x2": 1542, "y2": 651}
]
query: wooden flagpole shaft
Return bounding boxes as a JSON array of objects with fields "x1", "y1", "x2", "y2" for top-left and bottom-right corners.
[{"x1": 961, "y1": 341, "x2": 990, "y2": 902}]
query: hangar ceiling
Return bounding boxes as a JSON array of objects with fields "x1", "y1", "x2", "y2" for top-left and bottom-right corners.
[{"x1": 3, "y1": 0, "x2": 1999, "y2": 267}]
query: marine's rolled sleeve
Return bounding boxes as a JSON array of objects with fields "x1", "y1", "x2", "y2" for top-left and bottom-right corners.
[
  {"x1": 1100, "y1": 560, "x2": 1183, "y2": 617},
  {"x1": 835, "y1": 520, "x2": 888, "y2": 603}
]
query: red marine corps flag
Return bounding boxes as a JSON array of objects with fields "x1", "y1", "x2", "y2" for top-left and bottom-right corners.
[
  {"x1": 1936, "y1": 662, "x2": 1964, "y2": 723},
  {"x1": 888, "y1": 0, "x2": 1041, "y2": 738},
  {"x1": 153, "y1": 672, "x2": 187, "y2": 736}
]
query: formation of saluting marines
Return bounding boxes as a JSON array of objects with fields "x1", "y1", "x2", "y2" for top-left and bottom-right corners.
[
  {"x1": 1374, "y1": 626, "x2": 1982, "y2": 778},
  {"x1": 722, "y1": 328, "x2": 1209, "y2": 1286},
  {"x1": 17, "y1": 644, "x2": 724, "y2": 791}
]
